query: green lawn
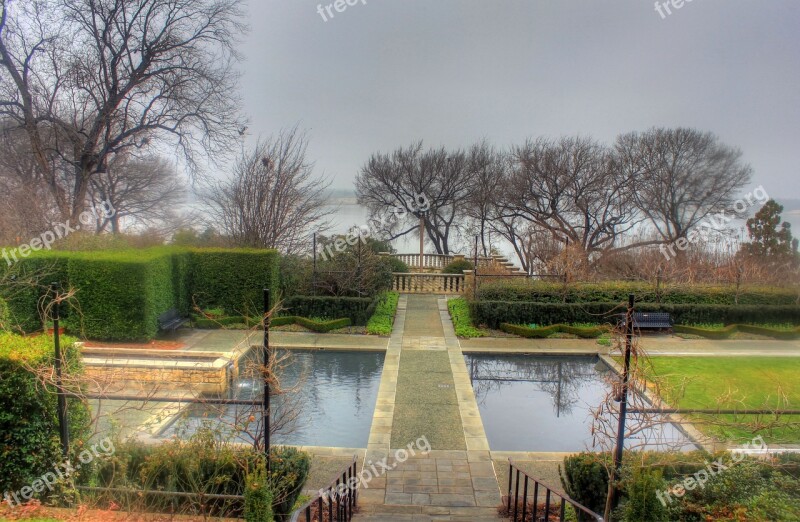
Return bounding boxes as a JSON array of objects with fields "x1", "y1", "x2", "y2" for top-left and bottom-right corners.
[{"x1": 645, "y1": 357, "x2": 800, "y2": 444}]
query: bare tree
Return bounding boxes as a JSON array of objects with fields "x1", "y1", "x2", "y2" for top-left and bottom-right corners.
[
  {"x1": 615, "y1": 127, "x2": 752, "y2": 249},
  {"x1": 356, "y1": 142, "x2": 475, "y2": 255},
  {"x1": 463, "y1": 140, "x2": 505, "y2": 257},
  {"x1": 0, "y1": 0, "x2": 245, "y2": 222},
  {"x1": 88, "y1": 155, "x2": 186, "y2": 233},
  {"x1": 205, "y1": 128, "x2": 332, "y2": 254},
  {"x1": 503, "y1": 137, "x2": 643, "y2": 263}
]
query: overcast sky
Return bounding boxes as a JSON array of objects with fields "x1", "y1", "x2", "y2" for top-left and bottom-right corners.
[{"x1": 237, "y1": 0, "x2": 800, "y2": 199}]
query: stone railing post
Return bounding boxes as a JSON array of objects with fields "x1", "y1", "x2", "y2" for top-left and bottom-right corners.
[{"x1": 463, "y1": 270, "x2": 475, "y2": 297}]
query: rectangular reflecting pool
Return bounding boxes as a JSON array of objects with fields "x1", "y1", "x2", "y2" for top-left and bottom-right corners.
[
  {"x1": 160, "y1": 349, "x2": 385, "y2": 448},
  {"x1": 464, "y1": 354, "x2": 696, "y2": 452}
]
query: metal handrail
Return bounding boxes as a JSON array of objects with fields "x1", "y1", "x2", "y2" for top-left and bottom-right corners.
[
  {"x1": 506, "y1": 459, "x2": 603, "y2": 522},
  {"x1": 290, "y1": 455, "x2": 358, "y2": 522}
]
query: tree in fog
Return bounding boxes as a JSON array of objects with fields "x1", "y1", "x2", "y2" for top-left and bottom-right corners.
[
  {"x1": 205, "y1": 128, "x2": 332, "y2": 253},
  {"x1": 502, "y1": 137, "x2": 641, "y2": 261},
  {"x1": 615, "y1": 128, "x2": 752, "y2": 247},
  {"x1": 463, "y1": 140, "x2": 505, "y2": 257},
  {"x1": 88, "y1": 156, "x2": 186, "y2": 233},
  {"x1": 0, "y1": 0, "x2": 245, "y2": 222},
  {"x1": 356, "y1": 142, "x2": 474, "y2": 255}
]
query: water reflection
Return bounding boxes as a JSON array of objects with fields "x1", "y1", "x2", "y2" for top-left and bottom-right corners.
[
  {"x1": 464, "y1": 354, "x2": 695, "y2": 452},
  {"x1": 468, "y1": 355, "x2": 600, "y2": 416},
  {"x1": 161, "y1": 350, "x2": 384, "y2": 448}
]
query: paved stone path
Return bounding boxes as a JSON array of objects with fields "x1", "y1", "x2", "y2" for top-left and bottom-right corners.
[{"x1": 356, "y1": 295, "x2": 501, "y2": 521}]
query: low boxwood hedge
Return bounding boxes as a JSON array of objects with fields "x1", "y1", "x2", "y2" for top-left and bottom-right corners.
[
  {"x1": 674, "y1": 324, "x2": 800, "y2": 340},
  {"x1": 501, "y1": 323, "x2": 609, "y2": 339},
  {"x1": 472, "y1": 301, "x2": 800, "y2": 329}
]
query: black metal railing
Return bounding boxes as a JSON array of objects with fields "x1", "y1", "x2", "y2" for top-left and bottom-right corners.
[
  {"x1": 290, "y1": 456, "x2": 359, "y2": 522},
  {"x1": 505, "y1": 459, "x2": 603, "y2": 522}
]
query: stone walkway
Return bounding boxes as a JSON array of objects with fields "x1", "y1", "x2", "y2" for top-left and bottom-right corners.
[{"x1": 356, "y1": 295, "x2": 501, "y2": 521}]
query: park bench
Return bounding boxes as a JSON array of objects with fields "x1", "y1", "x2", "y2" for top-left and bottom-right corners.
[
  {"x1": 617, "y1": 312, "x2": 673, "y2": 331},
  {"x1": 158, "y1": 309, "x2": 186, "y2": 332}
]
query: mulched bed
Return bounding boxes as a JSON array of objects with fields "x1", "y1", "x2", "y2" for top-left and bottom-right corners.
[{"x1": 82, "y1": 340, "x2": 185, "y2": 350}]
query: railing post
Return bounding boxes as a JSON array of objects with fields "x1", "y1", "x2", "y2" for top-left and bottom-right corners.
[
  {"x1": 263, "y1": 288, "x2": 271, "y2": 472},
  {"x1": 609, "y1": 293, "x2": 635, "y2": 513},
  {"x1": 51, "y1": 283, "x2": 69, "y2": 457}
]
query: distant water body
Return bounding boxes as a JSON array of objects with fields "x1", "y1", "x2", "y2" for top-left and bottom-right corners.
[{"x1": 323, "y1": 192, "x2": 800, "y2": 259}]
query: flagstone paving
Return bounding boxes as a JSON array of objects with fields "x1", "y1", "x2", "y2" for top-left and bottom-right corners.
[{"x1": 356, "y1": 294, "x2": 502, "y2": 521}]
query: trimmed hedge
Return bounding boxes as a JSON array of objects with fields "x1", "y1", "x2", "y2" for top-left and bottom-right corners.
[
  {"x1": 188, "y1": 248, "x2": 280, "y2": 317},
  {"x1": 281, "y1": 296, "x2": 376, "y2": 326},
  {"x1": 0, "y1": 248, "x2": 280, "y2": 341},
  {"x1": 0, "y1": 333, "x2": 90, "y2": 494},
  {"x1": 472, "y1": 301, "x2": 800, "y2": 329},
  {"x1": 501, "y1": 323, "x2": 609, "y2": 339},
  {"x1": 674, "y1": 324, "x2": 800, "y2": 340},
  {"x1": 476, "y1": 280, "x2": 799, "y2": 306},
  {"x1": 66, "y1": 250, "x2": 174, "y2": 341}
]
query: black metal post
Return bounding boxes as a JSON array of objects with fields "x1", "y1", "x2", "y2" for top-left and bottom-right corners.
[
  {"x1": 611, "y1": 293, "x2": 635, "y2": 510},
  {"x1": 473, "y1": 234, "x2": 479, "y2": 300},
  {"x1": 51, "y1": 283, "x2": 69, "y2": 457},
  {"x1": 312, "y1": 233, "x2": 317, "y2": 297},
  {"x1": 263, "y1": 288, "x2": 271, "y2": 472}
]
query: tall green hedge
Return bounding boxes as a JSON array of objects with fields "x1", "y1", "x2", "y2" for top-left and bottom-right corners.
[
  {"x1": 472, "y1": 301, "x2": 800, "y2": 329},
  {"x1": 0, "y1": 333, "x2": 90, "y2": 494},
  {"x1": 476, "y1": 280, "x2": 799, "y2": 306},
  {"x1": 280, "y1": 296, "x2": 376, "y2": 325},
  {"x1": 0, "y1": 247, "x2": 280, "y2": 341},
  {"x1": 189, "y1": 248, "x2": 280, "y2": 317}
]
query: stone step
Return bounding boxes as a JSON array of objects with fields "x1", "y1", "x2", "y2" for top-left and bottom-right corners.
[{"x1": 353, "y1": 503, "x2": 501, "y2": 521}]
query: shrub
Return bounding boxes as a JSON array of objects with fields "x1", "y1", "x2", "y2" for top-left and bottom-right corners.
[
  {"x1": 472, "y1": 301, "x2": 800, "y2": 329},
  {"x1": 294, "y1": 316, "x2": 351, "y2": 332},
  {"x1": 281, "y1": 296, "x2": 376, "y2": 325},
  {"x1": 0, "y1": 296, "x2": 8, "y2": 330},
  {"x1": 245, "y1": 465, "x2": 274, "y2": 522},
  {"x1": 448, "y1": 297, "x2": 484, "y2": 337},
  {"x1": 476, "y1": 280, "x2": 799, "y2": 306},
  {"x1": 366, "y1": 291, "x2": 399, "y2": 335},
  {"x1": 88, "y1": 434, "x2": 308, "y2": 521},
  {"x1": 189, "y1": 248, "x2": 280, "y2": 317},
  {"x1": 501, "y1": 323, "x2": 608, "y2": 339},
  {"x1": 559, "y1": 453, "x2": 609, "y2": 522},
  {"x1": 619, "y1": 468, "x2": 669, "y2": 522},
  {"x1": 674, "y1": 324, "x2": 800, "y2": 340},
  {"x1": 269, "y1": 446, "x2": 311, "y2": 521},
  {"x1": 0, "y1": 247, "x2": 280, "y2": 341},
  {"x1": 386, "y1": 256, "x2": 409, "y2": 273},
  {"x1": 0, "y1": 333, "x2": 90, "y2": 495},
  {"x1": 442, "y1": 259, "x2": 474, "y2": 274},
  {"x1": 65, "y1": 250, "x2": 174, "y2": 341}
]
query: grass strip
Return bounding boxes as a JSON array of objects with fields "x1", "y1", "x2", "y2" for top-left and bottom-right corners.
[
  {"x1": 366, "y1": 291, "x2": 399, "y2": 335},
  {"x1": 448, "y1": 297, "x2": 485, "y2": 337}
]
